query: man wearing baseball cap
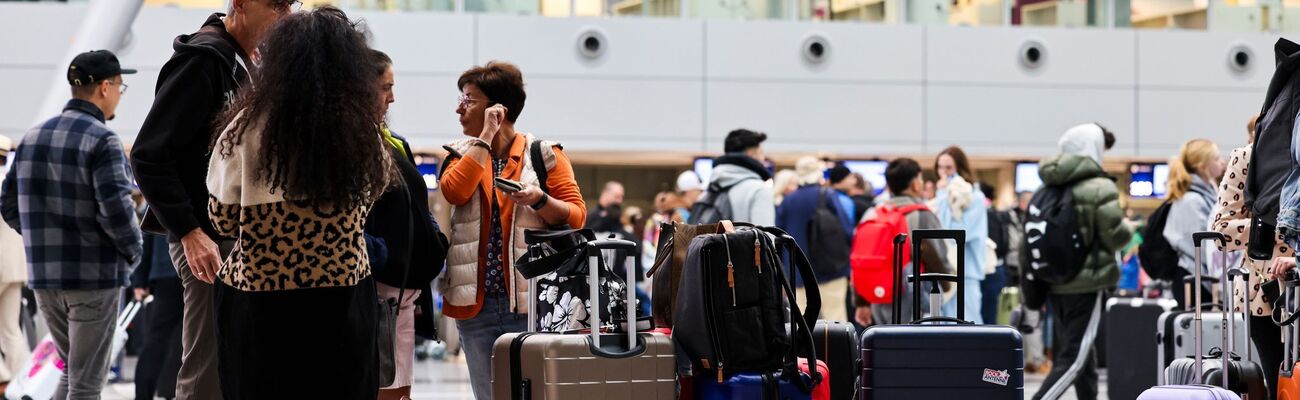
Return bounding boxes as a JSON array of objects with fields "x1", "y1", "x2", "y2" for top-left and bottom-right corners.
[{"x1": 0, "y1": 49, "x2": 142, "y2": 398}]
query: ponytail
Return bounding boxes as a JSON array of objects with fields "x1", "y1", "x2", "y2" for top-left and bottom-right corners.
[
  {"x1": 1166, "y1": 154, "x2": 1193, "y2": 201},
  {"x1": 1166, "y1": 139, "x2": 1216, "y2": 201}
]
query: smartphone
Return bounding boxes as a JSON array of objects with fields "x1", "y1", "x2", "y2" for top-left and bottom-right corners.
[{"x1": 494, "y1": 177, "x2": 524, "y2": 193}]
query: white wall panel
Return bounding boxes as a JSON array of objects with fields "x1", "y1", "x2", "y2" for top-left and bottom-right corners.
[
  {"x1": 928, "y1": 27, "x2": 1136, "y2": 86},
  {"x1": 117, "y1": 7, "x2": 219, "y2": 70},
  {"x1": 705, "y1": 20, "x2": 924, "y2": 82},
  {"x1": 0, "y1": 3, "x2": 85, "y2": 66},
  {"x1": 1137, "y1": 31, "x2": 1278, "y2": 90},
  {"x1": 1136, "y1": 89, "x2": 1262, "y2": 157},
  {"x1": 362, "y1": 11, "x2": 476, "y2": 75},
  {"x1": 475, "y1": 15, "x2": 704, "y2": 79},
  {"x1": 705, "y1": 82, "x2": 923, "y2": 154},
  {"x1": 926, "y1": 85, "x2": 1136, "y2": 157},
  {"x1": 518, "y1": 78, "x2": 705, "y2": 151}
]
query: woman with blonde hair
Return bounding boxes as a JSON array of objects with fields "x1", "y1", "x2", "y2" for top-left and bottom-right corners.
[
  {"x1": 772, "y1": 169, "x2": 799, "y2": 207},
  {"x1": 1163, "y1": 139, "x2": 1226, "y2": 309}
]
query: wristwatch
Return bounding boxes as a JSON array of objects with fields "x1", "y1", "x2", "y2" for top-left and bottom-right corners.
[{"x1": 530, "y1": 193, "x2": 549, "y2": 210}]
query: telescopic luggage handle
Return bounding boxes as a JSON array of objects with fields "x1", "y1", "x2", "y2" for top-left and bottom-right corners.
[
  {"x1": 909, "y1": 229, "x2": 966, "y2": 323},
  {"x1": 585, "y1": 238, "x2": 641, "y2": 357},
  {"x1": 891, "y1": 234, "x2": 907, "y2": 325},
  {"x1": 1192, "y1": 231, "x2": 1226, "y2": 385}
]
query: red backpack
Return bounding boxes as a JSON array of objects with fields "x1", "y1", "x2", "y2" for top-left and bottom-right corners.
[{"x1": 851, "y1": 203, "x2": 929, "y2": 304}]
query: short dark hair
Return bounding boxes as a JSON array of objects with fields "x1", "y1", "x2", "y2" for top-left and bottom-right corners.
[
  {"x1": 1097, "y1": 122, "x2": 1116, "y2": 150},
  {"x1": 886, "y1": 158, "x2": 923, "y2": 195},
  {"x1": 458, "y1": 61, "x2": 526, "y2": 122},
  {"x1": 70, "y1": 78, "x2": 111, "y2": 99},
  {"x1": 829, "y1": 164, "x2": 851, "y2": 185},
  {"x1": 724, "y1": 129, "x2": 767, "y2": 153},
  {"x1": 370, "y1": 49, "x2": 392, "y2": 78}
]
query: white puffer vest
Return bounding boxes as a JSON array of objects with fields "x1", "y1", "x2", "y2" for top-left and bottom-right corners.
[{"x1": 439, "y1": 134, "x2": 558, "y2": 316}]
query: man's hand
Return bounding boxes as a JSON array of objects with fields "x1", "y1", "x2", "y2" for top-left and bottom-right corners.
[
  {"x1": 133, "y1": 288, "x2": 149, "y2": 301},
  {"x1": 181, "y1": 228, "x2": 220, "y2": 284},
  {"x1": 855, "y1": 306, "x2": 873, "y2": 327}
]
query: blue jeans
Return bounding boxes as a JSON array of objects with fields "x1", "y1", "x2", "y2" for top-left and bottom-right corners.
[
  {"x1": 456, "y1": 294, "x2": 527, "y2": 400},
  {"x1": 942, "y1": 278, "x2": 984, "y2": 324}
]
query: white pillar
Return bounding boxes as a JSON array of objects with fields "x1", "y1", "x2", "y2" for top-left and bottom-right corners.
[{"x1": 34, "y1": 0, "x2": 144, "y2": 126}]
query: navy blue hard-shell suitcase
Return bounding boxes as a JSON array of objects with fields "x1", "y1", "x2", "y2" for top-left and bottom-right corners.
[{"x1": 858, "y1": 230, "x2": 1025, "y2": 399}]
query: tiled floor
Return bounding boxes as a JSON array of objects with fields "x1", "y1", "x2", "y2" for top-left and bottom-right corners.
[{"x1": 98, "y1": 353, "x2": 1105, "y2": 400}]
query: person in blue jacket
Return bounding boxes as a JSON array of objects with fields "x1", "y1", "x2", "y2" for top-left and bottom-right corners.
[
  {"x1": 777, "y1": 156, "x2": 855, "y2": 321},
  {"x1": 932, "y1": 146, "x2": 989, "y2": 324}
]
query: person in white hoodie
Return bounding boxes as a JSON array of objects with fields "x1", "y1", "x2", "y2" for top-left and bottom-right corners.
[{"x1": 0, "y1": 137, "x2": 30, "y2": 388}]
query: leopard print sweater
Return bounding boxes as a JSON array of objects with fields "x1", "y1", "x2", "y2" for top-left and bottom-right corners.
[{"x1": 206, "y1": 114, "x2": 373, "y2": 292}]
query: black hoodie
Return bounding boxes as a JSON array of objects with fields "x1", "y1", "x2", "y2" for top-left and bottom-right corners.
[
  {"x1": 1246, "y1": 39, "x2": 1300, "y2": 226},
  {"x1": 132, "y1": 14, "x2": 250, "y2": 242}
]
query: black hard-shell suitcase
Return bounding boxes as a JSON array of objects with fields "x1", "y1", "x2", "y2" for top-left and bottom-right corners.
[
  {"x1": 859, "y1": 230, "x2": 1024, "y2": 399},
  {"x1": 813, "y1": 320, "x2": 858, "y2": 400},
  {"x1": 1105, "y1": 293, "x2": 1177, "y2": 400}
]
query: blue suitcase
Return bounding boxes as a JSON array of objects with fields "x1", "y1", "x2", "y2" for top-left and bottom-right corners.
[
  {"x1": 858, "y1": 230, "x2": 1024, "y2": 400},
  {"x1": 695, "y1": 370, "x2": 814, "y2": 400}
]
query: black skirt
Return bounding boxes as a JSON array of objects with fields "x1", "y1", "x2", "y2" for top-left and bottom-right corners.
[{"x1": 215, "y1": 278, "x2": 378, "y2": 400}]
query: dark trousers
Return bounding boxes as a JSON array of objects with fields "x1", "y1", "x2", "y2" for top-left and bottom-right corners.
[
  {"x1": 1033, "y1": 292, "x2": 1101, "y2": 400},
  {"x1": 1251, "y1": 315, "x2": 1282, "y2": 400},
  {"x1": 980, "y1": 265, "x2": 1007, "y2": 325},
  {"x1": 216, "y1": 278, "x2": 378, "y2": 400},
  {"x1": 135, "y1": 278, "x2": 183, "y2": 400}
]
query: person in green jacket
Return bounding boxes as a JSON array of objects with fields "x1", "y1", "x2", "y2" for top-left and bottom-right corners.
[{"x1": 1032, "y1": 123, "x2": 1133, "y2": 400}]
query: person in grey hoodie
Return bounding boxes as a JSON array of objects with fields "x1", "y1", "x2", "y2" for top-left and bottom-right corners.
[
  {"x1": 699, "y1": 129, "x2": 775, "y2": 226},
  {"x1": 1162, "y1": 139, "x2": 1226, "y2": 307}
]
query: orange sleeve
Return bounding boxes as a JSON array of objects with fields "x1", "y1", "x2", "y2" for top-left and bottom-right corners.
[
  {"x1": 547, "y1": 148, "x2": 587, "y2": 228},
  {"x1": 440, "y1": 155, "x2": 485, "y2": 206}
]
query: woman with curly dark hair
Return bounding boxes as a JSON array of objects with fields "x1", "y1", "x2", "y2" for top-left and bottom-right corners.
[{"x1": 205, "y1": 7, "x2": 391, "y2": 399}]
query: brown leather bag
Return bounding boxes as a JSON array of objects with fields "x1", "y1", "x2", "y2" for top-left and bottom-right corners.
[{"x1": 647, "y1": 220, "x2": 734, "y2": 328}]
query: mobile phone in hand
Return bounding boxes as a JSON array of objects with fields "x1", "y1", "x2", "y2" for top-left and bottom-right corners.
[{"x1": 494, "y1": 177, "x2": 524, "y2": 193}]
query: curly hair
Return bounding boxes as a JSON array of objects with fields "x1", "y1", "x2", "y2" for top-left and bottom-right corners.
[{"x1": 216, "y1": 6, "x2": 392, "y2": 209}]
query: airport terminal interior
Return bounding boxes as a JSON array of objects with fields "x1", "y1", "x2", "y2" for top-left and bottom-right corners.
[{"x1": 4, "y1": 0, "x2": 1300, "y2": 399}]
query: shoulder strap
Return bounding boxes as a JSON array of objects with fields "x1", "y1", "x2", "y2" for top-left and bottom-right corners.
[{"x1": 530, "y1": 140, "x2": 548, "y2": 195}]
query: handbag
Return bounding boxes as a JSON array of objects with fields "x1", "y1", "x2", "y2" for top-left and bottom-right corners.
[
  {"x1": 516, "y1": 228, "x2": 633, "y2": 332},
  {"x1": 376, "y1": 183, "x2": 415, "y2": 388},
  {"x1": 646, "y1": 220, "x2": 734, "y2": 328}
]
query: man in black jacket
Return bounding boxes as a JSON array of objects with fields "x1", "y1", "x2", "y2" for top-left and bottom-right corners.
[{"x1": 130, "y1": 2, "x2": 291, "y2": 398}]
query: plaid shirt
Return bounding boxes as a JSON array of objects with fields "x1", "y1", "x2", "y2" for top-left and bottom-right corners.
[{"x1": 0, "y1": 99, "x2": 142, "y2": 290}]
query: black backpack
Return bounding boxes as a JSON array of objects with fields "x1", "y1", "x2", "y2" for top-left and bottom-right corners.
[
  {"x1": 688, "y1": 179, "x2": 749, "y2": 225},
  {"x1": 672, "y1": 227, "x2": 821, "y2": 392},
  {"x1": 807, "y1": 189, "x2": 851, "y2": 279},
  {"x1": 1138, "y1": 201, "x2": 1182, "y2": 281},
  {"x1": 1023, "y1": 185, "x2": 1087, "y2": 285}
]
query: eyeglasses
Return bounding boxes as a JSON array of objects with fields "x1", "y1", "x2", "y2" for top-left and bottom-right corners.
[
  {"x1": 109, "y1": 81, "x2": 128, "y2": 95},
  {"x1": 457, "y1": 94, "x2": 490, "y2": 109},
  {"x1": 272, "y1": 0, "x2": 302, "y2": 12}
]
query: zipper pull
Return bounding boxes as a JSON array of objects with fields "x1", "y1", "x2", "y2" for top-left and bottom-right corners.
[
  {"x1": 754, "y1": 237, "x2": 762, "y2": 273},
  {"x1": 717, "y1": 363, "x2": 725, "y2": 383},
  {"x1": 727, "y1": 261, "x2": 737, "y2": 306}
]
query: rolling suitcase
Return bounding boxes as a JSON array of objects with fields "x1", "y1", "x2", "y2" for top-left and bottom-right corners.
[
  {"x1": 1137, "y1": 385, "x2": 1242, "y2": 400},
  {"x1": 695, "y1": 358, "x2": 829, "y2": 400},
  {"x1": 859, "y1": 230, "x2": 1024, "y2": 400},
  {"x1": 1154, "y1": 232, "x2": 1265, "y2": 399},
  {"x1": 1156, "y1": 277, "x2": 1256, "y2": 383},
  {"x1": 1105, "y1": 287, "x2": 1177, "y2": 400},
  {"x1": 812, "y1": 320, "x2": 858, "y2": 400},
  {"x1": 490, "y1": 238, "x2": 676, "y2": 400}
]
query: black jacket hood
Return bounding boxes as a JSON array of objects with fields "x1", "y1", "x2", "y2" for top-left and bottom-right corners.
[{"x1": 173, "y1": 13, "x2": 248, "y2": 77}]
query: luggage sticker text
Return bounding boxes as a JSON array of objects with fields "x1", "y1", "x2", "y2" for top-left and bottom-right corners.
[{"x1": 982, "y1": 369, "x2": 1010, "y2": 386}]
